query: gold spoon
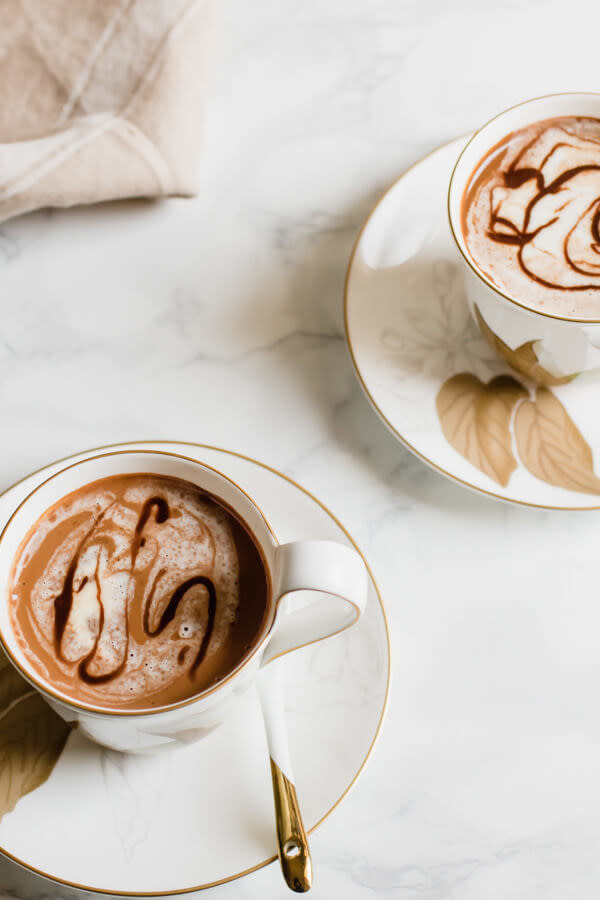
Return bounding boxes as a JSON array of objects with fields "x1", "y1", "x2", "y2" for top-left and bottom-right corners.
[{"x1": 259, "y1": 664, "x2": 313, "y2": 892}]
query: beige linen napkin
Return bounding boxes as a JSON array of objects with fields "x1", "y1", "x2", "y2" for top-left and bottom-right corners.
[{"x1": 0, "y1": 0, "x2": 214, "y2": 223}]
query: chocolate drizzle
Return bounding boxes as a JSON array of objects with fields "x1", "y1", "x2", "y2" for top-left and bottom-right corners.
[
  {"x1": 464, "y1": 116, "x2": 600, "y2": 294},
  {"x1": 144, "y1": 575, "x2": 217, "y2": 673},
  {"x1": 489, "y1": 163, "x2": 600, "y2": 290},
  {"x1": 53, "y1": 495, "x2": 217, "y2": 686},
  {"x1": 131, "y1": 496, "x2": 168, "y2": 567},
  {"x1": 53, "y1": 508, "x2": 111, "y2": 662}
]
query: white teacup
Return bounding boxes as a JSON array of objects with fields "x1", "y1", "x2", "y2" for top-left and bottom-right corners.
[
  {"x1": 448, "y1": 92, "x2": 600, "y2": 386},
  {"x1": 0, "y1": 450, "x2": 367, "y2": 753}
]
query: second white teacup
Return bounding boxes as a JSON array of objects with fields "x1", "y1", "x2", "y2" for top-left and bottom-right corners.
[{"x1": 448, "y1": 92, "x2": 600, "y2": 386}]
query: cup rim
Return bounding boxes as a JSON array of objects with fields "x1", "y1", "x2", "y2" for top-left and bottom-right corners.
[
  {"x1": 0, "y1": 448, "x2": 278, "y2": 719},
  {"x1": 447, "y1": 90, "x2": 600, "y2": 325}
]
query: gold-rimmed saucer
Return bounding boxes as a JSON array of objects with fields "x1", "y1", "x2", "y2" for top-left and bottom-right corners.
[
  {"x1": 0, "y1": 441, "x2": 390, "y2": 895},
  {"x1": 344, "y1": 137, "x2": 600, "y2": 510}
]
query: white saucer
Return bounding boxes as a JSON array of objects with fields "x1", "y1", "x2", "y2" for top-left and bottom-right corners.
[
  {"x1": 0, "y1": 442, "x2": 390, "y2": 895},
  {"x1": 345, "y1": 137, "x2": 600, "y2": 509}
]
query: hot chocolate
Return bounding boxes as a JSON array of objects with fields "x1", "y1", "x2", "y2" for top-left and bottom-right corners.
[
  {"x1": 8, "y1": 474, "x2": 270, "y2": 710},
  {"x1": 461, "y1": 115, "x2": 600, "y2": 318}
]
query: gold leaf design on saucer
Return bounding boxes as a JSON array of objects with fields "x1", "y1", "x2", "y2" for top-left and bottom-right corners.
[
  {"x1": 436, "y1": 373, "x2": 527, "y2": 486},
  {"x1": 514, "y1": 389, "x2": 600, "y2": 494},
  {"x1": 474, "y1": 306, "x2": 573, "y2": 387},
  {"x1": 0, "y1": 652, "x2": 71, "y2": 822}
]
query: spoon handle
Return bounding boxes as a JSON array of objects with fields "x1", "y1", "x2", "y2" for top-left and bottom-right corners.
[{"x1": 259, "y1": 665, "x2": 313, "y2": 893}]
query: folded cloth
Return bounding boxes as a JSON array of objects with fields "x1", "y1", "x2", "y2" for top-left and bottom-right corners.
[{"x1": 0, "y1": 0, "x2": 214, "y2": 223}]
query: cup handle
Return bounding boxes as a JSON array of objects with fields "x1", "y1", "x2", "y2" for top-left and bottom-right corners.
[{"x1": 261, "y1": 540, "x2": 368, "y2": 665}]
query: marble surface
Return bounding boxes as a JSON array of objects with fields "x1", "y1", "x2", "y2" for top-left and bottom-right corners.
[{"x1": 1, "y1": 0, "x2": 600, "y2": 897}]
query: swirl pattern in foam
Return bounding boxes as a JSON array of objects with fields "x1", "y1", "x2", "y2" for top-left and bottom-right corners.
[
  {"x1": 9, "y1": 474, "x2": 269, "y2": 710},
  {"x1": 462, "y1": 116, "x2": 600, "y2": 318}
]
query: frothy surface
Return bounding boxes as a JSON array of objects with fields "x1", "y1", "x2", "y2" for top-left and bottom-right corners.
[
  {"x1": 9, "y1": 474, "x2": 269, "y2": 710},
  {"x1": 462, "y1": 116, "x2": 600, "y2": 318}
]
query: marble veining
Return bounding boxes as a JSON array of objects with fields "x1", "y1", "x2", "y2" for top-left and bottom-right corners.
[
  {"x1": 2, "y1": 0, "x2": 600, "y2": 897},
  {"x1": 100, "y1": 746, "x2": 174, "y2": 862}
]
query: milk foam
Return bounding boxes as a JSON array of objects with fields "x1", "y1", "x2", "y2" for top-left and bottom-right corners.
[
  {"x1": 463, "y1": 117, "x2": 600, "y2": 318},
  {"x1": 10, "y1": 476, "x2": 242, "y2": 706}
]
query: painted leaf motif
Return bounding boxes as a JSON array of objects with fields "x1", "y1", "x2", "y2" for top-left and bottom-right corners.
[
  {"x1": 0, "y1": 651, "x2": 71, "y2": 821},
  {"x1": 514, "y1": 388, "x2": 600, "y2": 494},
  {"x1": 436, "y1": 373, "x2": 527, "y2": 486},
  {"x1": 474, "y1": 306, "x2": 573, "y2": 387},
  {"x1": 0, "y1": 650, "x2": 31, "y2": 711}
]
